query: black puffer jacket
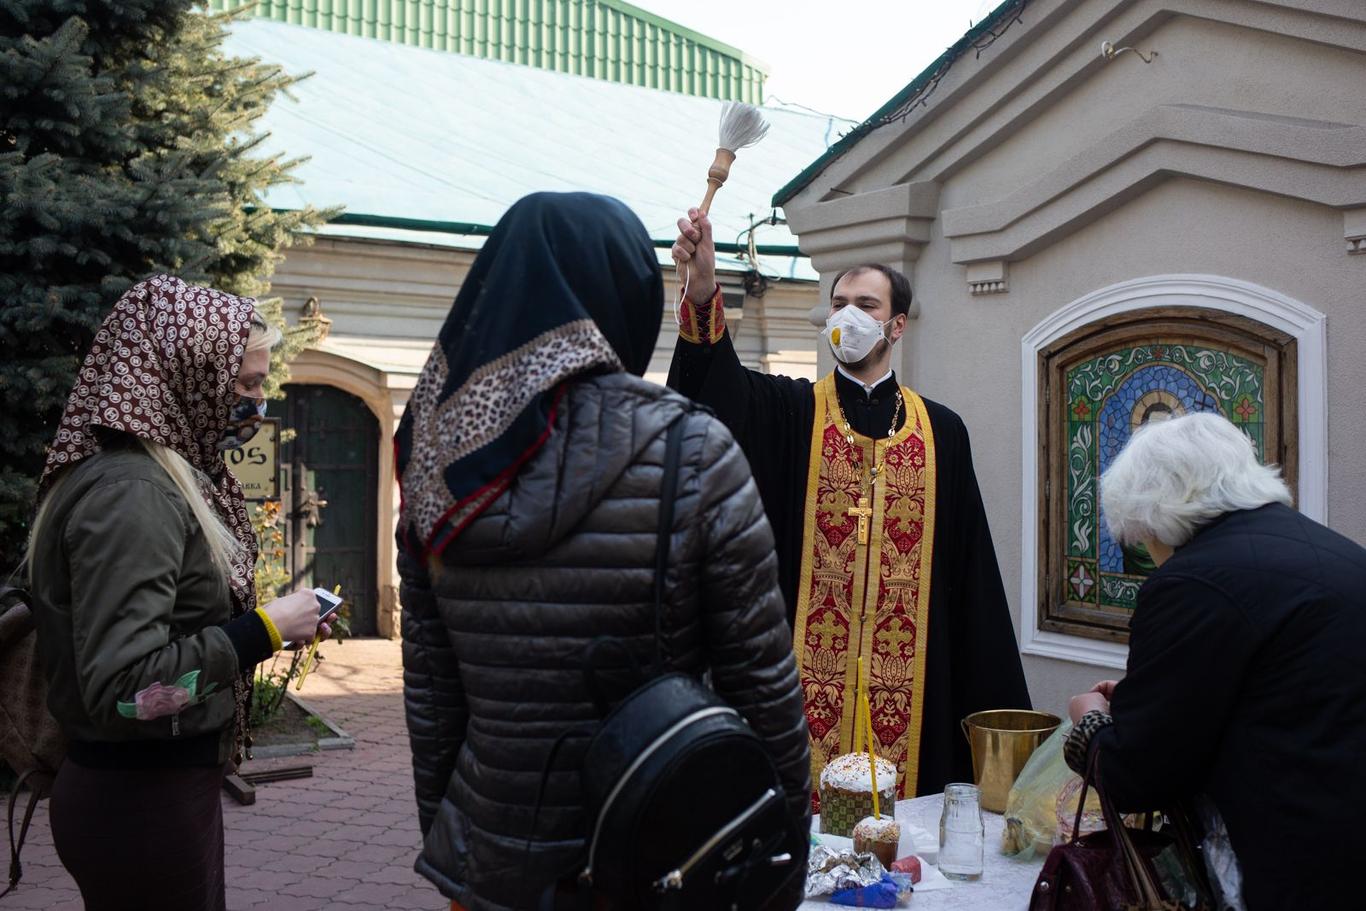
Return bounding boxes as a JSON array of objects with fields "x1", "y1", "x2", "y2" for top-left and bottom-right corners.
[{"x1": 400, "y1": 372, "x2": 811, "y2": 911}]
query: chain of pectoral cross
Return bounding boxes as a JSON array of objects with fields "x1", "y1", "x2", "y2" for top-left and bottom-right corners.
[{"x1": 833, "y1": 391, "x2": 904, "y2": 546}]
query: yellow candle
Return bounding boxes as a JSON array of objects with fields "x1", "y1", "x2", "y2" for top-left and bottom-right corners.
[{"x1": 859, "y1": 658, "x2": 880, "y2": 819}]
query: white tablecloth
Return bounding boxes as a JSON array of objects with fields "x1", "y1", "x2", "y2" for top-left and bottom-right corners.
[{"x1": 799, "y1": 794, "x2": 1044, "y2": 911}]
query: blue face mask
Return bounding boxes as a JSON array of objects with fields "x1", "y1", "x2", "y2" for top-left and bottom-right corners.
[{"x1": 217, "y1": 394, "x2": 267, "y2": 451}]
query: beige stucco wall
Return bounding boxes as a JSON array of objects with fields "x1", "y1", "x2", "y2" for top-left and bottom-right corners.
[
  {"x1": 899, "y1": 178, "x2": 1364, "y2": 715},
  {"x1": 784, "y1": 0, "x2": 1366, "y2": 716}
]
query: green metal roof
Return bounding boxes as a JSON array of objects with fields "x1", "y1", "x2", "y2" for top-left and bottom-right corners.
[
  {"x1": 224, "y1": 19, "x2": 855, "y2": 281},
  {"x1": 772, "y1": 0, "x2": 1027, "y2": 206},
  {"x1": 208, "y1": 0, "x2": 768, "y2": 103}
]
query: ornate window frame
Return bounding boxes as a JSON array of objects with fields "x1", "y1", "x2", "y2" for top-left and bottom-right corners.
[{"x1": 1019, "y1": 275, "x2": 1327, "y2": 668}]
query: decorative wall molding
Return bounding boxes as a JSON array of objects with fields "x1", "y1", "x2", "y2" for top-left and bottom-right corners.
[
  {"x1": 1346, "y1": 207, "x2": 1366, "y2": 254},
  {"x1": 943, "y1": 106, "x2": 1366, "y2": 240},
  {"x1": 946, "y1": 139, "x2": 1365, "y2": 265},
  {"x1": 780, "y1": 0, "x2": 1366, "y2": 216},
  {"x1": 787, "y1": 182, "x2": 940, "y2": 320},
  {"x1": 1018, "y1": 274, "x2": 1327, "y2": 668},
  {"x1": 967, "y1": 260, "x2": 1009, "y2": 295}
]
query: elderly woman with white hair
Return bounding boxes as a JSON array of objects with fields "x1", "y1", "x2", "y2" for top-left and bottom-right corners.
[{"x1": 1064, "y1": 412, "x2": 1366, "y2": 910}]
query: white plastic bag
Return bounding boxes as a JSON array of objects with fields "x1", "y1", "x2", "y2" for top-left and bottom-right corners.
[{"x1": 1000, "y1": 721, "x2": 1106, "y2": 857}]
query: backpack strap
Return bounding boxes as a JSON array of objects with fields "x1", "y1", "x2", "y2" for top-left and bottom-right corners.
[
  {"x1": 2, "y1": 770, "x2": 45, "y2": 899},
  {"x1": 579, "y1": 411, "x2": 686, "y2": 707},
  {"x1": 0, "y1": 586, "x2": 30, "y2": 610},
  {"x1": 525, "y1": 413, "x2": 688, "y2": 900},
  {"x1": 650, "y1": 412, "x2": 686, "y2": 677}
]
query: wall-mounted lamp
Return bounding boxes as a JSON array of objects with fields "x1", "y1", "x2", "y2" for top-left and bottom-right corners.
[{"x1": 1100, "y1": 40, "x2": 1158, "y2": 64}]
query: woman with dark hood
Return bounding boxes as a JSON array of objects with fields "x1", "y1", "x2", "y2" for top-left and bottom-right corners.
[{"x1": 396, "y1": 193, "x2": 811, "y2": 911}]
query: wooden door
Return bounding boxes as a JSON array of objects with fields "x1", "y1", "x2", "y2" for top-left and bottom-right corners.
[{"x1": 281, "y1": 384, "x2": 380, "y2": 635}]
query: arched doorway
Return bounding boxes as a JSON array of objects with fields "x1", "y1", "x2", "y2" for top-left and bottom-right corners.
[{"x1": 281, "y1": 383, "x2": 381, "y2": 635}]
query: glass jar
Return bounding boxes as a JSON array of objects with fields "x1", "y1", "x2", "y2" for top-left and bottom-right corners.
[{"x1": 939, "y1": 782, "x2": 984, "y2": 881}]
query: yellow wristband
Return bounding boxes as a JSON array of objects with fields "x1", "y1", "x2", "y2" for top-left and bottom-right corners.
[{"x1": 255, "y1": 606, "x2": 284, "y2": 653}]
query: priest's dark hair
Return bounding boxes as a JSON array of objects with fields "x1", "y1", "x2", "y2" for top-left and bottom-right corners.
[{"x1": 831, "y1": 263, "x2": 913, "y2": 317}]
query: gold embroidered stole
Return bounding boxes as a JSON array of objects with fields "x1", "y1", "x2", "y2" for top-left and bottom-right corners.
[{"x1": 793, "y1": 375, "x2": 937, "y2": 800}]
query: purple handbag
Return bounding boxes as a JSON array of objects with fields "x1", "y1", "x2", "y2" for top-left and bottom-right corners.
[{"x1": 1028, "y1": 752, "x2": 1211, "y2": 911}]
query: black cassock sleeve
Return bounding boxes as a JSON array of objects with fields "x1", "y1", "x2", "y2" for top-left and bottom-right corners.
[
  {"x1": 915, "y1": 400, "x2": 1032, "y2": 794},
  {"x1": 667, "y1": 290, "x2": 814, "y2": 621}
]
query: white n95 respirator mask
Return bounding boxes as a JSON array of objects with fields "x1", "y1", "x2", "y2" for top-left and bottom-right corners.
[{"x1": 823, "y1": 306, "x2": 891, "y2": 365}]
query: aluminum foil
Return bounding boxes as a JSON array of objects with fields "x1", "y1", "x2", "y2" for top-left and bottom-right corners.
[{"x1": 804, "y1": 843, "x2": 887, "y2": 898}]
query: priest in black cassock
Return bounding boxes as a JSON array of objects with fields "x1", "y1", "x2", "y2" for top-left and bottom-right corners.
[{"x1": 668, "y1": 208, "x2": 1030, "y2": 803}]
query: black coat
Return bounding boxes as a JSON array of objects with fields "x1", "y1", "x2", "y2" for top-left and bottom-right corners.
[
  {"x1": 1093, "y1": 503, "x2": 1366, "y2": 911},
  {"x1": 400, "y1": 373, "x2": 811, "y2": 911}
]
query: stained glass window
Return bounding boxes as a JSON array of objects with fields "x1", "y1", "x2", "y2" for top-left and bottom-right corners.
[{"x1": 1039, "y1": 311, "x2": 1296, "y2": 642}]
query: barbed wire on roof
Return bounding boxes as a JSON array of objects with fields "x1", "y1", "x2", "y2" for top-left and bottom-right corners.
[
  {"x1": 765, "y1": 94, "x2": 860, "y2": 149},
  {"x1": 764, "y1": 94, "x2": 856, "y2": 122},
  {"x1": 830, "y1": 0, "x2": 1031, "y2": 152}
]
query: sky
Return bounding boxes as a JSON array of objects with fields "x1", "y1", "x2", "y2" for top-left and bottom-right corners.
[{"x1": 628, "y1": 0, "x2": 1007, "y2": 121}]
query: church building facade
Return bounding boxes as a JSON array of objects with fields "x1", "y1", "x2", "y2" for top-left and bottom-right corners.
[{"x1": 775, "y1": 0, "x2": 1365, "y2": 708}]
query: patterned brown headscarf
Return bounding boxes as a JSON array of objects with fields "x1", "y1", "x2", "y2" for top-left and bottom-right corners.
[{"x1": 42, "y1": 275, "x2": 260, "y2": 754}]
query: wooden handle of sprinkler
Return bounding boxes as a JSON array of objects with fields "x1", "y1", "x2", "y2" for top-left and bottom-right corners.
[{"x1": 698, "y1": 147, "x2": 737, "y2": 215}]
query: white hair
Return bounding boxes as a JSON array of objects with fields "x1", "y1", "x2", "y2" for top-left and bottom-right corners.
[{"x1": 1100, "y1": 411, "x2": 1292, "y2": 548}]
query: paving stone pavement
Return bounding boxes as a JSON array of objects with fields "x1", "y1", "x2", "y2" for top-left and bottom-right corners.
[{"x1": 5, "y1": 638, "x2": 449, "y2": 911}]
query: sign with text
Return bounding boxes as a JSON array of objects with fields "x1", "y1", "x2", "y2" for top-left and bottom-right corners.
[{"x1": 224, "y1": 418, "x2": 280, "y2": 501}]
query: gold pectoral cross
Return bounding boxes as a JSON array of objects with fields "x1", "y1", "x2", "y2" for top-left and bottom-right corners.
[{"x1": 848, "y1": 496, "x2": 873, "y2": 546}]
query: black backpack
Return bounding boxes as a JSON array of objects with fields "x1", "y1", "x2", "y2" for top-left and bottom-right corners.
[
  {"x1": 0, "y1": 585, "x2": 68, "y2": 900},
  {"x1": 577, "y1": 674, "x2": 804, "y2": 910},
  {"x1": 535, "y1": 415, "x2": 806, "y2": 911}
]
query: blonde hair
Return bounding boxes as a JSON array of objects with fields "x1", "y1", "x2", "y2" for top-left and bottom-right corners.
[
  {"x1": 26, "y1": 305, "x2": 280, "y2": 582},
  {"x1": 139, "y1": 441, "x2": 244, "y2": 576},
  {"x1": 247, "y1": 306, "x2": 283, "y2": 355}
]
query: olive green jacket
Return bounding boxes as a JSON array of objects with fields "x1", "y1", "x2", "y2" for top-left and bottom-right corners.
[{"x1": 29, "y1": 446, "x2": 268, "y2": 766}]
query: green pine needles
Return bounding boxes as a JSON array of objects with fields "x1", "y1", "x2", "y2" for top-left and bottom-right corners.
[{"x1": 0, "y1": 2, "x2": 335, "y2": 566}]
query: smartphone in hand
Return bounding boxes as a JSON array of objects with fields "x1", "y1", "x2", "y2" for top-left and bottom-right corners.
[
  {"x1": 282, "y1": 588, "x2": 344, "y2": 649},
  {"x1": 314, "y1": 588, "x2": 343, "y2": 623}
]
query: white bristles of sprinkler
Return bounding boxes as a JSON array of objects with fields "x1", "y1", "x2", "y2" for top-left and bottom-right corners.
[
  {"x1": 718, "y1": 100, "x2": 769, "y2": 153},
  {"x1": 678, "y1": 102, "x2": 770, "y2": 326},
  {"x1": 698, "y1": 102, "x2": 769, "y2": 215}
]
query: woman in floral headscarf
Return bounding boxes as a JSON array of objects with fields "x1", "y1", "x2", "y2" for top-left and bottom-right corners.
[{"x1": 26, "y1": 275, "x2": 330, "y2": 911}]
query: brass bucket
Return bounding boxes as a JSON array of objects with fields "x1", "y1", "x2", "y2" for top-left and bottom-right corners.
[{"x1": 961, "y1": 710, "x2": 1062, "y2": 813}]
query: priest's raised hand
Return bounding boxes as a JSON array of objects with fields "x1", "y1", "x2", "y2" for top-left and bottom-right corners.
[{"x1": 672, "y1": 208, "x2": 717, "y2": 306}]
